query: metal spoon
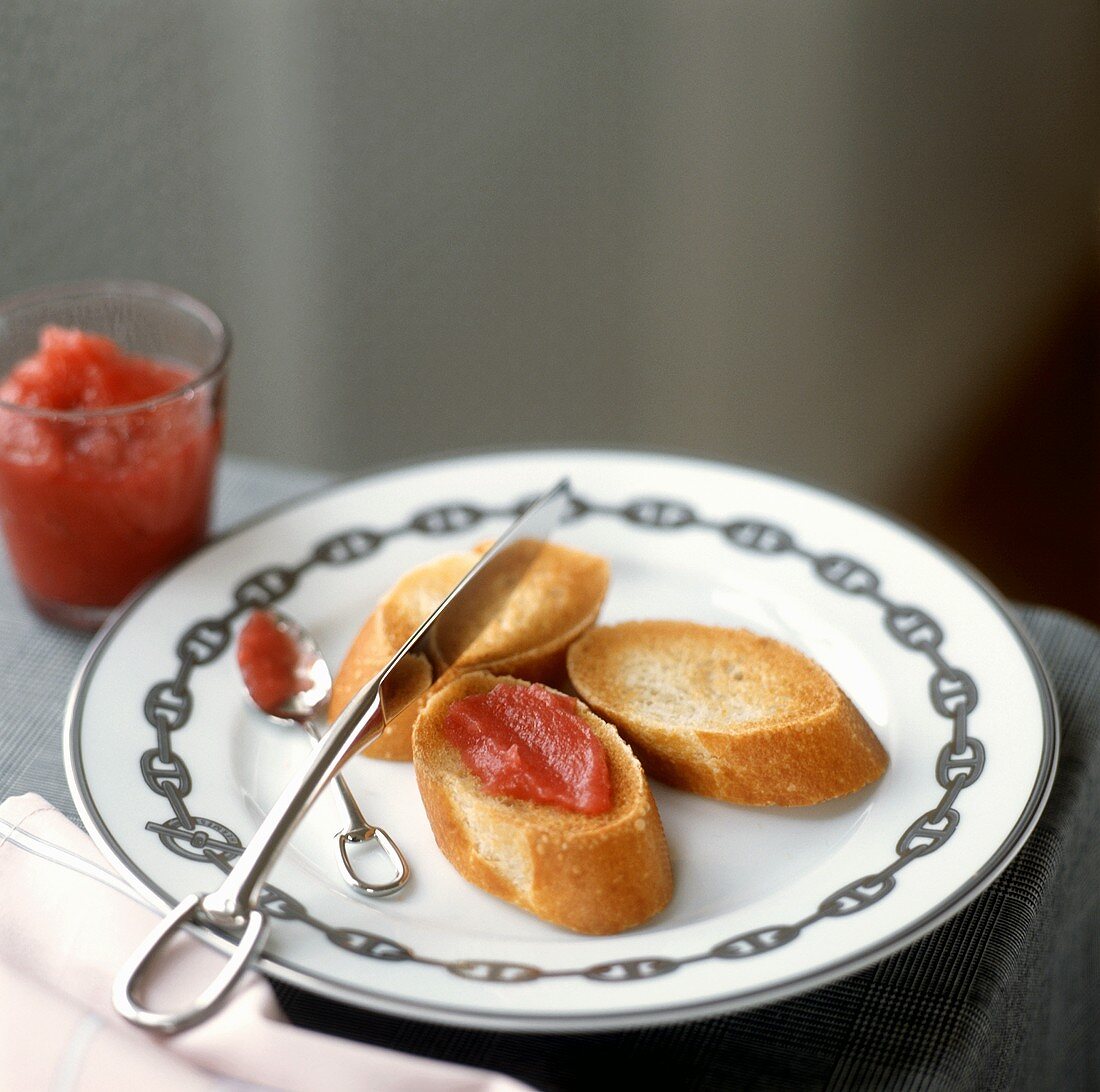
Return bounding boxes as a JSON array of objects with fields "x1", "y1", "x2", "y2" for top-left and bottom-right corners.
[{"x1": 242, "y1": 609, "x2": 409, "y2": 897}]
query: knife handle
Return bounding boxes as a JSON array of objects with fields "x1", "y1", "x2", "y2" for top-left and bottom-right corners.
[
  {"x1": 112, "y1": 894, "x2": 268, "y2": 1033},
  {"x1": 114, "y1": 676, "x2": 387, "y2": 1032}
]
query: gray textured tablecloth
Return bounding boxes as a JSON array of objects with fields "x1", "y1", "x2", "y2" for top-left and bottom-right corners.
[{"x1": 2, "y1": 456, "x2": 1097, "y2": 1091}]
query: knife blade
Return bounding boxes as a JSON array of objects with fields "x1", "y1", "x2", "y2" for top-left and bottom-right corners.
[
  {"x1": 375, "y1": 479, "x2": 571, "y2": 723},
  {"x1": 114, "y1": 476, "x2": 571, "y2": 1032}
]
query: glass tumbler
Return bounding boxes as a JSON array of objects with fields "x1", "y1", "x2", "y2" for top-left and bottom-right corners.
[{"x1": 0, "y1": 280, "x2": 229, "y2": 629}]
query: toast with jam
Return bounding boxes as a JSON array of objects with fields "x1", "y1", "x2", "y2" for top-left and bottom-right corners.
[
  {"x1": 329, "y1": 542, "x2": 610, "y2": 760},
  {"x1": 412, "y1": 671, "x2": 673, "y2": 934},
  {"x1": 566, "y1": 620, "x2": 888, "y2": 806}
]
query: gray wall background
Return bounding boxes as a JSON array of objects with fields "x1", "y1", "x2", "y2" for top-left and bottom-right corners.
[{"x1": 2, "y1": 2, "x2": 1097, "y2": 508}]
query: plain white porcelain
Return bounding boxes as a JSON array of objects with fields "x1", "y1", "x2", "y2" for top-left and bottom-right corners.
[{"x1": 65, "y1": 450, "x2": 1057, "y2": 1031}]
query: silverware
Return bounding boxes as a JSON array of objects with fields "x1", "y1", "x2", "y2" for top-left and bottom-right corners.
[
  {"x1": 242, "y1": 608, "x2": 409, "y2": 898},
  {"x1": 114, "y1": 478, "x2": 571, "y2": 1033}
]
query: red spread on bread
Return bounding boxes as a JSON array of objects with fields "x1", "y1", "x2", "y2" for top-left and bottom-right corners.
[
  {"x1": 237, "y1": 610, "x2": 307, "y2": 715},
  {"x1": 442, "y1": 683, "x2": 612, "y2": 814}
]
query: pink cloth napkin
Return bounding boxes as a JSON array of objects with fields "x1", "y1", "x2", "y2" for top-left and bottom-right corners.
[{"x1": 0, "y1": 793, "x2": 530, "y2": 1092}]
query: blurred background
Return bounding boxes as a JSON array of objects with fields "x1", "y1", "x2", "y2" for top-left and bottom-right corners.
[{"x1": 2, "y1": 2, "x2": 1098, "y2": 618}]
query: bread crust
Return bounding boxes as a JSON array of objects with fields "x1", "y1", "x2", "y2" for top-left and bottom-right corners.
[
  {"x1": 412, "y1": 672, "x2": 674, "y2": 934},
  {"x1": 331, "y1": 543, "x2": 610, "y2": 760},
  {"x1": 567, "y1": 620, "x2": 888, "y2": 806}
]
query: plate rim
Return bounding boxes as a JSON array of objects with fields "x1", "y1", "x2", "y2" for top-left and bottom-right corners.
[{"x1": 63, "y1": 445, "x2": 1060, "y2": 1032}]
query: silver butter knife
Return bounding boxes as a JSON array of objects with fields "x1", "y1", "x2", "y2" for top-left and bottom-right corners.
[{"x1": 114, "y1": 478, "x2": 571, "y2": 1032}]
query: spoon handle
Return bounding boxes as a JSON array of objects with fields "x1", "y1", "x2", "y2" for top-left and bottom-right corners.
[
  {"x1": 300, "y1": 718, "x2": 411, "y2": 897},
  {"x1": 205, "y1": 678, "x2": 387, "y2": 924},
  {"x1": 299, "y1": 718, "x2": 373, "y2": 830}
]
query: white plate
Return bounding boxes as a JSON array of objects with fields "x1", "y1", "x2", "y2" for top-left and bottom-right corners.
[{"x1": 64, "y1": 449, "x2": 1057, "y2": 1032}]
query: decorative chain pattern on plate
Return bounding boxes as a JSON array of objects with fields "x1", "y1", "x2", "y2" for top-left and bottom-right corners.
[{"x1": 139, "y1": 491, "x2": 982, "y2": 983}]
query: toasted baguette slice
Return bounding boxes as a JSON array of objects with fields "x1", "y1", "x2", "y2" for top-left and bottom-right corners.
[
  {"x1": 413, "y1": 672, "x2": 673, "y2": 934},
  {"x1": 567, "y1": 621, "x2": 888, "y2": 806},
  {"x1": 331, "y1": 542, "x2": 610, "y2": 760}
]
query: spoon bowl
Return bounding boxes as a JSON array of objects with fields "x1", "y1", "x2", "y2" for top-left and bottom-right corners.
[{"x1": 257, "y1": 612, "x2": 333, "y2": 724}]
